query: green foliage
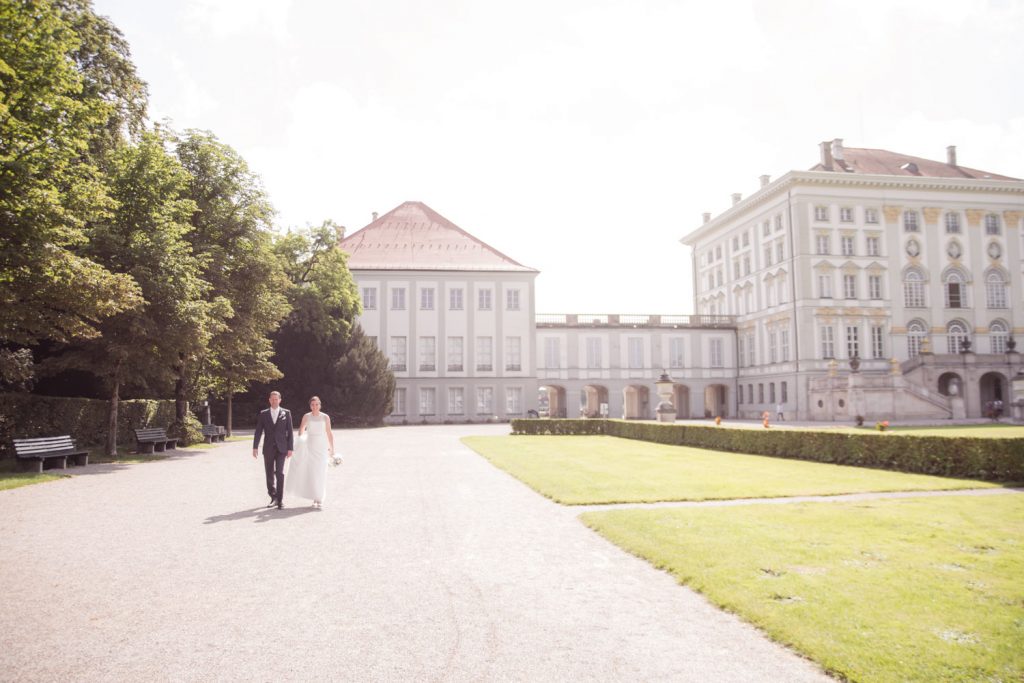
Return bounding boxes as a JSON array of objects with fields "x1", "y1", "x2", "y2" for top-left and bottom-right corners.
[
  {"x1": 330, "y1": 325, "x2": 395, "y2": 426},
  {"x1": 168, "y1": 412, "x2": 203, "y2": 446},
  {"x1": 508, "y1": 419, "x2": 1024, "y2": 481}
]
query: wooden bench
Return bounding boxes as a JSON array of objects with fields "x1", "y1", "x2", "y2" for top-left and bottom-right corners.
[
  {"x1": 13, "y1": 436, "x2": 89, "y2": 473},
  {"x1": 134, "y1": 428, "x2": 178, "y2": 454},
  {"x1": 201, "y1": 425, "x2": 226, "y2": 443}
]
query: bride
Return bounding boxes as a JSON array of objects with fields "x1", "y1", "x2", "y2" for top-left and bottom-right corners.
[{"x1": 285, "y1": 396, "x2": 335, "y2": 508}]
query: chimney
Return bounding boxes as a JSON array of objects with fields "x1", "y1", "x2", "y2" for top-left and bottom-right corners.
[
  {"x1": 372, "y1": 211, "x2": 379, "y2": 222},
  {"x1": 731, "y1": 193, "x2": 742, "y2": 206},
  {"x1": 831, "y1": 138, "x2": 845, "y2": 161},
  {"x1": 759, "y1": 174, "x2": 771, "y2": 188},
  {"x1": 819, "y1": 141, "x2": 833, "y2": 170},
  {"x1": 947, "y1": 145, "x2": 957, "y2": 166},
  {"x1": 702, "y1": 212, "x2": 711, "y2": 224}
]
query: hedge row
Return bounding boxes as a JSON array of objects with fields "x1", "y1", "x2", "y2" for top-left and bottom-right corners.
[
  {"x1": 0, "y1": 393, "x2": 179, "y2": 457},
  {"x1": 509, "y1": 418, "x2": 1024, "y2": 481}
]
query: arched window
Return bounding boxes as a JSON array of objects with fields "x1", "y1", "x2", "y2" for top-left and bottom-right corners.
[
  {"x1": 985, "y1": 213, "x2": 1001, "y2": 235},
  {"x1": 945, "y1": 212, "x2": 961, "y2": 233},
  {"x1": 904, "y1": 269, "x2": 925, "y2": 308},
  {"x1": 986, "y1": 270, "x2": 1008, "y2": 309},
  {"x1": 904, "y1": 210, "x2": 919, "y2": 232},
  {"x1": 907, "y1": 320, "x2": 927, "y2": 358},
  {"x1": 944, "y1": 270, "x2": 966, "y2": 309},
  {"x1": 947, "y1": 320, "x2": 969, "y2": 354},
  {"x1": 990, "y1": 320, "x2": 1009, "y2": 354}
]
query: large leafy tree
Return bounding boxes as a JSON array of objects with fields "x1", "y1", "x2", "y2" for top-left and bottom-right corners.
[
  {"x1": 0, "y1": 0, "x2": 145, "y2": 382},
  {"x1": 331, "y1": 325, "x2": 394, "y2": 426}
]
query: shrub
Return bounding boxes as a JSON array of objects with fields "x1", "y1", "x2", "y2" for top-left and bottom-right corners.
[{"x1": 507, "y1": 418, "x2": 1024, "y2": 481}]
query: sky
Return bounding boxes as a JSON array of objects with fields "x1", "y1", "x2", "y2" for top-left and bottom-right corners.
[{"x1": 92, "y1": 0, "x2": 1024, "y2": 314}]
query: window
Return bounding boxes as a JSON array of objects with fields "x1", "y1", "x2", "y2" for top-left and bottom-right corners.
[
  {"x1": 764, "y1": 246, "x2": 772, "y2": 267},
  {"x1": 769, "y1": 383, "x2": 776, "y2": 403},
  {"x1": 669, "y1": 338, "x2": 685, "y2": 368},
  {"x1": 391, "y1": 287, "x2": 406, "y2": 310},
  {"x1": 866, "y1": 236, "x2": 880, "y2": 256},
  {"x1": 716, "y1": 269, "x2": 724, "y2": 286},
  {"x1": 766, "y1": 282, "x2": 775, "y2": 307},
  {"x1": 449, "y1": 288, "x2": 464, "y2": 310},
  {"x1": 869, "y1": 275, "x2": 882, "y2": 300},
  {"x1": 628, "y1": 338, "x2": 644, "y2": 369},
  {"x1": 582, "y1": 337, "x2": 601, "y2": 368},
  {"x1": 781, "y1": 381, "x2": 788, "y2": 402},
  {"x1": 746, "y1": 384, "x2": 752, "y2": 403},
  {"x1": 420, "y1": 287, "x2": 435, "y2": 310},
  {"x1": 768, "y1": 331, "x2": 777, "y2": 363},
  {"x1": 742, "y1": 232, "x2": 750, "y2": 247},
  {"x1": 758, "y1": 383, "x2": 764, "y2": 403},
  {"x1": 544, "y1": 337, "x2": 560, "y2": 369},
  {"x1": 715, "y1": 245, "x2": 722, "y2": 260},
  {"x1": 777, "y1": 278, "x2": 787, "y2": 304},
  {"x1": 841, "y1": 236, "x2": 855, "y2": 256},
  {"x1": 447, "y1": 336, "x2": 463, "y2": 372},
  {"x1": 903, "y1": 210, "x2": 919, "y2": 232},
  {"x1": 743, "y1": 257, "x2": 751, "y2": 276},
  {"x1": 990, "y1": 321, "x2": 1009, "y2": 353},
  {"x1": 505, "y1": 336, "x2": 522, "y2": 371},
  {"x1": 816, "y1": 235, "x2": 830, "y2": 255},
  {"x1": 733, "y1": 261, "x2": 740, "y2": 279},
  {"x1": 843, "y1": 274, "x2": 857, "y2": 299},
  {"x1": 476, "y1": 387, "x2": 493, "y2": 415},
  {"x1": 904, "y1": 270, "x2": 925, "y2": 308},
  {"x1": 840, "y1": 207, "x2": 853, "y2": 223},
  {"x1": 818, "y1": 274, "x2": 833, "y2": 298},
  {"x1": 361, "y1": 287, "x2": 377, "y2": 310},
  {"x1": 776, "y1": 241, "x2": 784, "y2": 262},
  {"x1": 986, "y1": 271, "x2": 1008, "y2": 308},
  {"x1": 947, "y1": 321, "x2": 968, "y2": 354},
  {"x1": 815, "y1": 206, "x2": 829, "y2": 222},
  {"x1": 775, "y1": 215, "x2": 783, "y2": 232},
  {"x1": 746, "y1": 332, "x2": 756, "y2": 366},
  {"x1": 389, "y1": 336, "x2": 407, "y2": 371},
  {"x1": 945, "y1": 212, "x2": 961, "y2": 234},
  {"x1": 865, "y1": 209, "x2": 879, "y2": 224},
  {"x1": 780, "y1": 329, "x2": 790, "y2": 361},
  {"x1": 762, "y1": 221, "x2": 771, "y2": 237},
  {"x1": 907, "y1": 321, "x2": 926, "y2": 358},
  {"x1": 392, "y1": 388, "x2": 406, "y2": 415},
  {"x1": 506, "y1": 387, "x2": 523, "y2": 414},
  {"x1": 419, "y1": 388, "x2": 436, "y2": 415},
  {"x1": 985, "y1": 213, "x2": 1001, "y2": 235},
  {"x1": 506, "y1": 289, "x2": 520, "y2": 310},
  {"x1": 732, "y1": 236, "x2": 740, "y2": 251},
  {"x1": 737, "y1": 336, "x2": 745, "y2": 367},
  {"x1": 476, "y1": 336, "x2": 493, "y2": 371},
  {"x1": 477, "y1": 288, "x2": 492, "y2": 310},
  {"x1": 738, "y1": 386, "x2": 743, "y2": 404},
  {"x1": 871, "y1": 325, "x2": 885, "y2": 358},
  {"x1": 846, "y1": 325, "x2": 860, "y2": 359},
  {"x1": 710, "y1": 339, "x2": 724, "y2": 368},
  {"x1": 418, "y1": 336, "x2": 436, "y2": 371},
  {"x1": 448, "y1": 387, "x2": 464, "y2": 414},
  {"x1": 820, "y1": 326, "x2": 835, "y2": 358},
  {"x1": 944, "y1": 271, "x2": 965, "y2": 308}
]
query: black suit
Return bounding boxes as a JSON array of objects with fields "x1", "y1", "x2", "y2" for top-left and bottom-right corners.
[{"x1": 253, "y1": 407, "x2": 295, "y2": 502}]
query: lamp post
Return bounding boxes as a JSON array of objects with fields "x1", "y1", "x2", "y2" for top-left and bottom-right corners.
[{"x1": 655, "y1": 370, "x2": 676, "y2": 423}]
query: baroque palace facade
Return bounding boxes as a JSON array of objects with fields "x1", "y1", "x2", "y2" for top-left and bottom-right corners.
[{"x1": 342, "y1": 140, "x2": 1024, "y2": 423}]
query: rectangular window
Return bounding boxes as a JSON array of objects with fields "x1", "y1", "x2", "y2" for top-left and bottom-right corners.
[
  {"x1": 839, "y1": 207, "x2": 853, "y2": 223},
  {"x1": 816, "y1": 235, "x2": 830, "y2": 255},
  {"x1": 716, "y1": 269, "x2": 724, "y2": 287},
  {"x1": 742, "y1": 232, "x2": 750, "y2": 247},
  {"x1": 843, "y1": 274, "x2": 857, "y2": 299},
  {"x1": 747, "y1": 332, "x2": 756, "y2": 366},
  {"x1": 447, "y1": 336, "x2": 463, "y2": 371},
  {"x1": 780, "y1": 329, "x2": 790, "y2": 361},
  {"x1": 776, "y1": 241, "x2": 784, "y2": 262},
  {"x1": 476, "y1": 336, "x2": 493, "y2": 371},
  {"x1": 505, "y1": 336, "x2": 522, "y2": 371},
  {"x1": 669, "y1": 338, "x2": 684, "y2": 368},
  {"x1": 777, "y1": 278, "x2": 787, "y2": 304},
  {"x1": 768, "y1": 331, "x2": 777, "y2": 363},
  {"x1": 506, "y1": 289, "x2": 520, "y2": 310},
  {"x1": 418, "y1": 336, "x2": 436, "y2": 371},
  {"x1": 361, "y1": 287, "x2": 377, "y2": 310},
  {"x1": 710, "y1": 338, "x2": 724, "y2": 368},
  {"x1": 985, "y1": 214, "x2": 1001, "y2": 235},
  {"x1": 715, "y1": 245, "x2": 722, "y2": 260},
  {"x1": 738, "y1": 386, "x2": 743, "y2": 404},
  {"x1": 732, "y1": 236, "x2": 740, "y2": 251},
  {"x1": 419, "y1": 388, "x2": 436, "y2": 415},
  {"x1": 781, "y1": 381, "x2": 788, "y2": 402},
  {"x1": 392, "y1": 388, "x2": 406, "y2": 415},
  {"x1": 743, "y1": 257, "x2": 751, "y2": 275},
  {"x1": 733, "y1": 261, "x2": 740, "y2": 279},
  {"x1": 762, "y1": 220, "x2": 771, "y2": 237},
  {"x1": 544, "y1": 337, "x2": 560, "y2": 369},
  {"x1": 865, "y1": 208, "x2": 879, "y2": 224},
  {"x1": 476, "y1": 387, "x2": 493, "y2": 415},
  {"x1": 420, "y1": 287, "x2": 435, "y2": 310},
  {"x1": 866, "y1": 236, "x2": 880, "y2": 256},
  {"x1": 869, "y1": 275, "x2": 882, "y2": 300},
  {"x1": 391, "y1": 287, "x2": 406, "y2": 310},
  {"x1": 448, "y1": 387, "x2": 464, "y2": 414},
  {"x1": 815, "y1": 206, "x2": 829, "y2": 222},
  {"x1": 769, "y1": 382, "x2": 776, "y2": 403},
  {"x1": 821, "y1": 326, "x2": 835, "y2": 358},
  {"x1": 945, "y1": 213, "x2": 961, "y2": 234},
  {"x1": 946, "y1": 282, "x2": 964, "y2": 308},
  {"x1": 846, "y1": 325, "x2": 860, "y2": 359},
  {"x1": 477, "y1": 288, "x2": 492, "y2": 310},
  {"x1": 818, "y1": 274, "x2": 832, "y2": 298},
  {"x1": 737, "y1": 336, "x2": 745, "y2": 368},
  {"x1": 904, "y1": 210, "x2": 919, "y2": 232},
  {"x1": 586, "y1": 337, "x2": 602, "y2": 368},
  {"x1": 841, "y1": 236, "x2": 855, "y2": 256},
  {"x1": 628, "y1": 337, "x2": 644, "y2": 369},
  {"x1": 905, "y1": 279, "x2": 925, "y2": 308},
  {"x1": 389, "y1": 336, "x2": 407, "y2": 371},
  {"x1": 871, "y1": 326, "x2": 885, "y2": 359},
  {"x1": 505, "y1": 387, "x2": 523, "y2": 414},
  {"x1": 758, "y1": 383, "x2": 764, "y2": 403},
  {"x1": 774, "y1": 215, "x2": 783, "y2": 232},
  {"x1": 987, "y1": 278, "x2": 1008, "y2": 308},
  {"x1": 766, "y1": 283, "x2": 775, "y2": 307},
  {"x1": 449, "y1": 288, "x2": 464, "y2": 310},
  {"x1": 764, "y1": 246, "x2": 772, "y2": 267}
]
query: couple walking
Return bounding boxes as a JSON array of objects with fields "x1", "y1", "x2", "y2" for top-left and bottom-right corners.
[{"x1": 252, "y1": 391, "x2": 336, "y2": 509}]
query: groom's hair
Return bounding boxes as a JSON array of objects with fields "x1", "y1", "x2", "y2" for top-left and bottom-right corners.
[{"x1": 269, "y1": 391, "x2": 281, "y2": 398}]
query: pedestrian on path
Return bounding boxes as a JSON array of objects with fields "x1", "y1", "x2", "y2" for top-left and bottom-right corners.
[
  {"x1": 286, "y1": 396, "x2": 335, "y2": 509},
  {"x1": 776, "y1": 402, "x2": 785, "y2": 421},
  {"x1": 252, "y1": 390, "x2": 294, "y2": 509}
]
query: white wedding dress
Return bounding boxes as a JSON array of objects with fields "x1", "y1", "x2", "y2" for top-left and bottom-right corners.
[{"x1": 285, "y1": 413, "x2": 330, "y2": 503}]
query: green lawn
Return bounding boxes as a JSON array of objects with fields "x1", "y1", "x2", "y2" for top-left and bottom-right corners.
[
  {"x1": 462, "y1": 435, "x2": 1000, "y2": 505},
  {"x1": 581, "y1": 495, "x2": 1024, "y2": 683}
]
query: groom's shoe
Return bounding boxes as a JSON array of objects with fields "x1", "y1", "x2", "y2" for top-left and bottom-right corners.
[
  {"x1": 277, "y1": 500, "x2": 284, "y2": 509},
  {"x1": 267, "y1": 496, "x2": 277, "y2": 508}
]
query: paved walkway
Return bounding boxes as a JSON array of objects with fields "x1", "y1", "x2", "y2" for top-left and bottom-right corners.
[{"x1": 1, "y1": 425, "x2": 837, "y2": 682}]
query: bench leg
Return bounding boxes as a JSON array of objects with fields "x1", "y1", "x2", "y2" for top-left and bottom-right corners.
[
  {"x1": 137, "y1": 442, "x2": 155, "y2": 455},
  {"x1": 43, "y1": 456, "x2": 67, "y2": 470},
  {"x1": 154, "y1": 442, "x2": 166, "y2": 452},
  {"x1": 19, "y1": 459, "x2": 43, "y2": 474},
  {"x1": 205, "y1": 435, "x2": 214, "y2": 444},
  {"x1": 72, "y1": 454, "x2": 89, "y2": 466},
  {"x1": 165, "y1": 441, "x2": 176, "y2": 451}
]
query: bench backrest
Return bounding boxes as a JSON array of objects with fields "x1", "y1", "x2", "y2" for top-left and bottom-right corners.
[
  {"x1": 201, "y1": 425, "x2": 219, "y2": 435},
  {"x1": 135, "y1": 428, "x2": 169, "y2": 439},
  {"x1": 14, "y1": 435, "x2": 76, "y2": 456}
]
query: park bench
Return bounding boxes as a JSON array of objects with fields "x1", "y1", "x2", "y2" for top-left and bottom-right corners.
[
  {"x1": 134, "y1": 428, "x2": 178, "y2": 454},
  {"x1": 13, "y1": 435, "x2": 89, "y2": 473},
  {"x1": 201, "y1": 425, "x2": 227, "y2": 443}
]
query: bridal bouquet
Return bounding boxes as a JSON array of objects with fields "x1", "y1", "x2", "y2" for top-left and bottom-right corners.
[{"x1": 329, "y1": 452, "x2": 343, "y2": 467}]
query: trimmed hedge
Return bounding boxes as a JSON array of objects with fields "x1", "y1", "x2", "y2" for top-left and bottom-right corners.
[
  {"x1": 509, "y1": 419, "x2": 1024, "y2": 482},
  {"x1": 0, "y1": 393, "x2": 178, "y2": 457}
]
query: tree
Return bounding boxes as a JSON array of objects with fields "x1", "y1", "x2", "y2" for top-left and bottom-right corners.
[{"x1": 331, "y1": 325, "x2": 394, "y2": 426}]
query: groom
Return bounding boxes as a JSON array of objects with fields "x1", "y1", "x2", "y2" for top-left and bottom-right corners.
[{"x1": 252, "y1": 391, "x2": 294, "y2": 509}]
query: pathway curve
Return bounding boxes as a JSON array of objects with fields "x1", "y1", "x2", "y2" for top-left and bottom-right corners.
[{"x1": 0, "y1": 425, "x2": 831, "y2": 682}]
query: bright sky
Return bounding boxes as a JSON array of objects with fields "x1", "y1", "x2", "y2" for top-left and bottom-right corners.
[{"x1": 93, "y1": 0, "x2": 1024, "y2": 314}]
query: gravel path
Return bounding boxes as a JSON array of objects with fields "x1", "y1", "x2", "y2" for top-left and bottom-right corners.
[{"x1": 1, "y1": 424, "x2": 829, "y2": 682}]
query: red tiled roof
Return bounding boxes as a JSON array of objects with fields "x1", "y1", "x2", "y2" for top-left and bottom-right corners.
[{"x1": 810, "y1": 147, "x2": 1018, "y2": 180}]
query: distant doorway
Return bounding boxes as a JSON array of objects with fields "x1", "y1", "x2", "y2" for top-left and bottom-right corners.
[
  {"x1": 704, "y1": 384, "x2": 729, "y2": 418},
  {"x1": 581, "y1": 385, "x2": 609, "y2": 418},
  {"x1": 623, "y1": 385, "x2": 650, "y2": 419},
  {"x1": 672, "y1": 384, "x2": 691, "y2": 418},
  {"x1": 540, "y1": 385, "x2": 567, "y2": 418}
]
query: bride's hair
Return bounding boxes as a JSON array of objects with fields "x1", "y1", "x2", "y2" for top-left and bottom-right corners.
[{"x1": 309, "y1": 395, "x2": 321, "y2": 405}]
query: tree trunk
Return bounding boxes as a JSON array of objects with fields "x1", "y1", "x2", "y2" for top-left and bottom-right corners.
[
  {"x1": 107, "y1": 381, "x2": 120, "y2": 457},
  {"x1": 175, "y1": 361, "x2": 188, "y2": 425},
  {"x1": 226, "y1": 392, "x2": 233, "y2": 437}
]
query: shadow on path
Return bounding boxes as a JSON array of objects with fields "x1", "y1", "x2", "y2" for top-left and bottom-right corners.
[{"x1": 204, "y1": 505, "x2": 319, "y2": 524}]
